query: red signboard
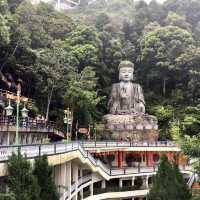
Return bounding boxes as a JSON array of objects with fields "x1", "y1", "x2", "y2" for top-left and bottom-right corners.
[{"x1": 78, "y1": 128, "x2": 88, "y2": 134}]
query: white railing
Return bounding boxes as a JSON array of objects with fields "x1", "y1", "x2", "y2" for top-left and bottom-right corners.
[
  {"x1": 61, "y1": 175, "x2": 92, "y2": 200},
  {"x1": 80, "y1": 140, "x2": 177, "y2": 148},
  {"x1": 78, "y1": 175, "x2": 92, "y2": 187},
  {"x1": 0, "y1": 142, "x2": 192, "y2": 178},
  {"x1": 96, "y1": 159, "x2": 110, "y2": 174},
  {"x1": 0, "y1": 141, "x2": 194, "y2": 200},
  {"x1": 188, "y1": 173, "x2": 196, "y2": 188}
]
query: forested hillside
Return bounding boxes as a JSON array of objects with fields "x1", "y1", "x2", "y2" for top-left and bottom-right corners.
[{"x1": 1, "y1": 0, "x2": 200, "y2": 139}]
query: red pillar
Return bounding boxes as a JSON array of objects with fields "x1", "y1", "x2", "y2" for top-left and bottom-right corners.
[
  {"x1": 146, "y1": 152, "x2": 153, "y2": 167},
  {"x1": 150, "y1": 152, "x2": 153, "y2": 167},
  {"x1": 145, "y1": 152, "x2": 149, "y2": 166},
  {"x1": 148, "y1": 152, "x2": 154, "y2": 167},
  {"x1": 117, "y1": 151, "x2": 123, "y2": 168},
  {"x1": 121, "y1": 151, "x2": 123, "y2": 167}
]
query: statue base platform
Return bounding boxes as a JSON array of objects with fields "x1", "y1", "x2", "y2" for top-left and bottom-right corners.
[
  {"x1": 101, "y1": 129, "x2": 159, "y2": 142},
  {"x1": 102, "y1": 113, "x2": 158, "y2": 142}
]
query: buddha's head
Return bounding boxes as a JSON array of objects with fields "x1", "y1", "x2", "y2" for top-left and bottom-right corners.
[{"x1": 118, "y1": 60, "x2": 134, "y2": 82}]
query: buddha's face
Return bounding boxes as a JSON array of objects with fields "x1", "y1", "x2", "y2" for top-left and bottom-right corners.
[{"x1": 119, "y1": 67, "x2": 134, "y2": 82}]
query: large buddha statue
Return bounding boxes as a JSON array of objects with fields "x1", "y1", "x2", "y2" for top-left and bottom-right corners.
[
  {"x1": 108, "y1": 61, "x2": 145, "y2": 114},
  {"x1": 103, "y1": 60, "x2": 158, "y2": 141}
]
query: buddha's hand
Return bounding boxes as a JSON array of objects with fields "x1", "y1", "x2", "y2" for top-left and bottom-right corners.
[
  {"x1": 130, "y1": 108, "x2": 136, "y2": 113},
  {"x1": 117, "y1": 109, "x2": 130, "y2": 114},
  {"x1": 139, "y1": 102, "x2": 145, "y2": 113}
]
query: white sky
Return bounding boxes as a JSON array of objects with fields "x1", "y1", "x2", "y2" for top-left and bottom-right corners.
[{"x1": 136, "y1": 0, "x2": 166, "y2": 3}]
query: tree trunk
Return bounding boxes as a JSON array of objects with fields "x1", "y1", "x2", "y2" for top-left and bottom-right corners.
[
  {"x1": 45, "y1": 87, "x2": 54, "y2": 122},
  {"x1": 163, "y1": 78, "x2": 166, "y2": 96},
  {"x1": 1, "y1": 40, "x2": 19, "y2": 71}
]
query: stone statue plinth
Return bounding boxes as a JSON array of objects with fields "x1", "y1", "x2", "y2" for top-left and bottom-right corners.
[
  {"x1": 102, "y1": 60, "x2": 159, "y2": 142},
  {"x1": 103, "y1": 114, "x2": 158, "y2": 131},
  {"x1": 103, "y1": 113, "x2": 158, "y2": 141}
]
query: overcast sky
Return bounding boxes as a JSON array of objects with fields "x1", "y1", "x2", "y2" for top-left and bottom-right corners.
[{"x1": 136, "y1": 0, "x2": 166, "y2": 3}]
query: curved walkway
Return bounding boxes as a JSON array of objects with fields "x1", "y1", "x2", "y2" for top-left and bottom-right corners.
[
  {"x1": 83, "y1": 190, "x2": 148, "y2": 200},
  {"x1": 0, "y1": 141, "x2": 194, "y2": 200},
  {"x1": 81, "y1": 140, "x2": 181, "y2": 152},
  {"x1": 0, "y1": 142, "x2": 192, "y2": 178}
]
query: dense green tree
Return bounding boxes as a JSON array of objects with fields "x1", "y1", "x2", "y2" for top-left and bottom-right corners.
[
  {"x1": 33, "y1": 41, "x2": 69, "y2": 121},
  {"x1": 133, "y1": 0, "x2": 150, "y2": 33},
  {"x1": 175, "y1": 46, "x2": 200, "y2": 103},
  {"x1": 97, "y1": 31, "x2": 123, "y2": 85},
  {"x1": 148, "y1": 0, "x2": 167, "y2": 23},
  {"x1": 147, "y1": 155, "x2": 191, "y2": 200},
  {"x1": 194, "y1": 21, "x2": 200, "y2": 43},
  {"x1": 172, "y1": 162, "x2": 192, "y2": 199},
  {"x1": 7, "y1": 152, "x2": 40, "y2": 200},
  {"x1": 14, "y1": 1, "x2": 53, "y2": 49},
  {"x1": 33, "y1": 155, "x2": 59, "y2": 200},
  {"x1": 182, "y1": 104, "x2": 200, "y2": 136},
  {"x1": 0, "y1": 0, "x2": 10, "y2": 46},
  {"x1": 0, "y1": 193, "x2": 15, "y2": 200},
  {"x1": 7, "y1": 0, "x2": 23, "y2": 13},
  {"x1": 181, "y1": 134, "x2": 200, "y2": 190},
  {"x1": 65, "y1": 66, "x2": 102, "y2": 125},
  {"x1": 65, "y1": 25, "x2": 101, "y2": 70},
  {"x1": 0, "y1": 14, "x2": 10, "y2": 45},
  {"x1": 164, "y1": 12, "x2": 191, "y2": 31},
  {"x1": 150, "y1": 105, "x2": 174, "y2": 139},
  {"x1": 95, "y1": 13, "x2": 110, "y2": 31},
  {"x1": 2, "y1": 0, "x2": 200, "y2": 140},
  {"x1": 0, "y1": 0, "x2": 9, "y2": 15},
  {"x1": 139, "y1": 25, "x2": 194, "y2": 96}
]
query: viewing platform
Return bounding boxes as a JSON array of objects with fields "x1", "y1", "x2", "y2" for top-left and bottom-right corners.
[{"x1": 0, "y1": 116, "x2": 65, "y2": 145}]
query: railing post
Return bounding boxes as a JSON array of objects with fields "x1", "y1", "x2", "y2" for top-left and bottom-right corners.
[
  {"x1": 39, "y1": 144, "x2": 41, "y2": 157},
  {"x1": 106, "y1": 141, "x2": 107, "y2": 147},
  {"x1": 95, "y1": 158, "x2": 97, "y2": 165},
  {"x1": 87, "y1": 151, "x2": 88, "y2": 157},
  {"x1": 124, "y1": 168, "x2": 125, "y2": 175},
  {"x1": 17, "y1": 146, "x2": 21, "y2": 155},
  {"x1": 54, "y1": 143, "x2": 56, "y2": 154},
  {"x1": 110, "y1": 168, "x2": 111, "y2": 175}
]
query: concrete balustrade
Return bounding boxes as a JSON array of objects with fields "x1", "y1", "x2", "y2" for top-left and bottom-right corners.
[{"x1": 0, "y1": 141, "x2": 194, "y2": 200}]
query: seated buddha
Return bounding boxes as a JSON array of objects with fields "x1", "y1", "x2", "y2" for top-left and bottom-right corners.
[
  {"x1": 103, "y1": 60, "x2": 158, "y2": 134},
  {"x1": 108, "y1": 60, "x2": 145, "y2": 114}
]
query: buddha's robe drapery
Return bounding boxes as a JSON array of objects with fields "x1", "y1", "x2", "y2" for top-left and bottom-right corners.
[{"x1": 108, "y1": 82, "x2": 145, "y2": 114}]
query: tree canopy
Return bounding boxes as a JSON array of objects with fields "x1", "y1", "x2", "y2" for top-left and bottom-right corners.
[
  {"x1": 1, "y1": 0, "x2": 200, "y2": 138},
  {"x1": 147, "y1": 155, "x2": 192, "y2": 200}
]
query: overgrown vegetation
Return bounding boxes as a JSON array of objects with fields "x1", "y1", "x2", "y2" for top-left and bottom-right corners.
[
  {"x1": 147, "y1": 155, "x2": 192, "y2": 200},
  {"x1": 7, "y1": 152, "x2": 58, "y2": 200},
  {"x1": 1, "y1": 0, "x2": 200, "y2": 140}
]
